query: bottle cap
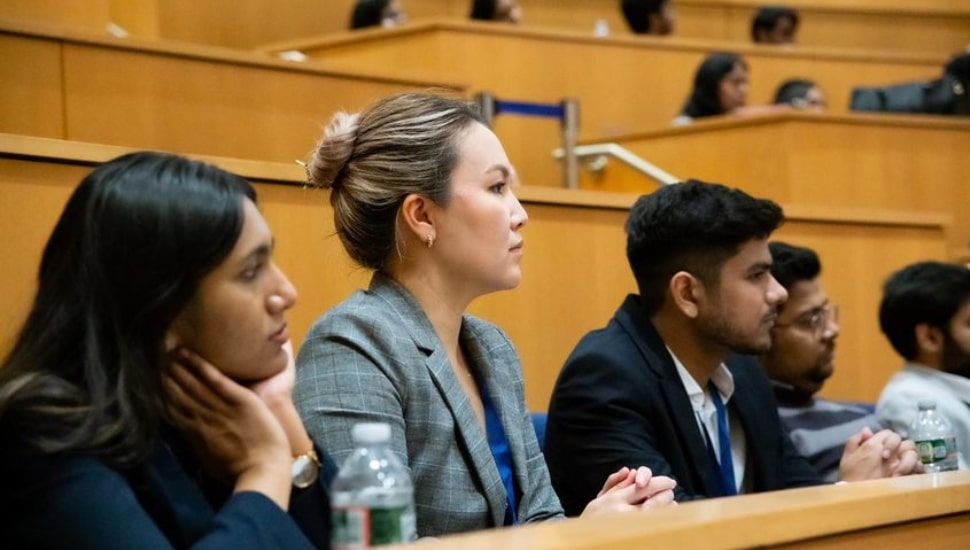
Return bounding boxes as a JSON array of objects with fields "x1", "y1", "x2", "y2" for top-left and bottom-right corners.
[
  {"x1": 917, "y1": 399, "x2": 937, "y2": 411},
  {"x1": 352, "y1": 422, "x2": 392, "y2": 444}
]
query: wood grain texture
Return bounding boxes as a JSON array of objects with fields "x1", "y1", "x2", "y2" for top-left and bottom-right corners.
[
  {"x1": 377, "y1": 471, "x2": 970, "y2": 550},
  {"x1": 275, "y1": 20, "x2": 949, "y2": 187}
]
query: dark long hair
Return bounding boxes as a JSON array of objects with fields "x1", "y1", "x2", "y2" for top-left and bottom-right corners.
[
  {"x1": 621, "y1": 0, "x2": 667, "y2": 34},
  {"x1": 470, "y1": 0, "x2": 495, "y2": 20},
  {"x1": 350, "y1": 0, "x2": 391, "y2": 29},
  {"x1": 679, "y1": 52, "x2": 746, "y2": 119},
  {"x1": 0, "y1": 152, "x2": 255, "y2": 468}
]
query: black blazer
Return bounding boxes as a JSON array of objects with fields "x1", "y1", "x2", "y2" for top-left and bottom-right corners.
[
  {"x1": 1, "y1": 434, "x2": 334, "y2": 549},
  {"x1": 545, "y1": 295, "x2": 823, "y2": 515}
]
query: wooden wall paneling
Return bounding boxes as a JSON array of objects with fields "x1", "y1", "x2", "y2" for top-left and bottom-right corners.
[
  {"x1": 61, "y1": 43, "x2": 420, "y2": 162},
  {"x1": 282, "y1": 23, "x2": 947, "y2": 187},
  {"x1": 0, "y1": 0, "x2": 111, "y2": 32},
  {"x1": 0, "y1": 34, "x2": 65, "y2": 138},
  {"x1": 602, "y1": 114, "x2": 970, "y2": 253}
]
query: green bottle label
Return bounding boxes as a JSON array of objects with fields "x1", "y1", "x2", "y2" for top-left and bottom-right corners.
[
  {"x1": 332, "y1": 504, "x2": 413, "y2": 549},
  {"x1": 915, "y1": 438, "x2": 948, "y2": 464}
]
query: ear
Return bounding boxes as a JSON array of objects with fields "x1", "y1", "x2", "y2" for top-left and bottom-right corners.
[
  {"x1": 914, "y1": 323, "x2": 944, "y2": 355},
  {"x1": 399, "y1": 194, "x2": 437, "y2": 243},
  {"x1": 669, "y1": 271, "x2": 703, "y2": 319}
]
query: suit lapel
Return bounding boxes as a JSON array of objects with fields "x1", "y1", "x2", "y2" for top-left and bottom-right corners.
[
  {"x1": 725, "y1": 360, "x2": 766, "y2": 491},
  {"x1": 462, "y1": 322, "x2": 523, "y2": 524},
  {"x1": 614, "y1": 295, "x2": 724, "y2": 497},
  {"x1": 368, "y1": 274, "x2": 506, "y2": 527}
]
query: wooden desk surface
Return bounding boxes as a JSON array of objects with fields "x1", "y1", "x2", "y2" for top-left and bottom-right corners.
[{"x1": 384, "y1": 471, "x2": 970, "y2": 549}]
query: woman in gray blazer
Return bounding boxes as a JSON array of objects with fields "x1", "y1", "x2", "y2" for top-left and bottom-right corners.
[{"x1": 295, "y1": 92, "x2": 676, "y2": 538}]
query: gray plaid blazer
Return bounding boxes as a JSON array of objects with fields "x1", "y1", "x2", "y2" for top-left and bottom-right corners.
[{"x1": 295, "y1": 273, "x2": 563, "y2": 537}]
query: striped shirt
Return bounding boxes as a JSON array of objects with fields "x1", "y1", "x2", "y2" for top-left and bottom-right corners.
[{"x1": 773, "y1": 383, "x2": 885, "y2": 482}]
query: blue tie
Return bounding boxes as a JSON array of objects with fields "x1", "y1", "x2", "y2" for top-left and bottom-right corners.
[{"x1": 707, "y1": 383, "x2": 737, "y2": 496}]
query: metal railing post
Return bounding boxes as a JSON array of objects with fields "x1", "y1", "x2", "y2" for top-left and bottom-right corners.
[
  {"x1": 561, "y1": 98, "x2": 579, "y2": 189},
  {"x1": 474, "y1": 91, "x2": 496, "y2": 128}
]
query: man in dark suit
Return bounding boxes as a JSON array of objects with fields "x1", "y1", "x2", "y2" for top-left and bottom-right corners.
[{"x1": 545, "y1": 180, "x2": 920, "y2": 514}]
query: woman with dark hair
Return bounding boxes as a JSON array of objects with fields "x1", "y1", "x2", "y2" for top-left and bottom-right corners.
[
  {"x1": 0, "y1": 152, "x2": 332, "y2": 549},
  {"x1": 296, "y1": 92, "x2": 676, "y2": 539},
  {"x1": 470, "y1": 0, "x2": 521, "y2": 24},
  {"x1": 674, "y1": 52, "x2": 750, "y2": 124},
  {"x1": 350, "y1": 0, "x2": 406, "y2": 30}
]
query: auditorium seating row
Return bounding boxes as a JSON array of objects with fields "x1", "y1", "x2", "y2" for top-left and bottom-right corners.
[
  {"x1": 261, "y1": 19, "x2": 954, "y2": 185},
  {"x1": 2, "y1": 0, "x2": 966, "y2": 54},
  {"x1": 3, "y1": 5, "x2": 970, "y2": 546},
  {"x1": 0, "y1": 134, "x2": 950, "y2": 409},
  {"x1": 0, "y1": 19, "x2": 461, "y2": 165}
]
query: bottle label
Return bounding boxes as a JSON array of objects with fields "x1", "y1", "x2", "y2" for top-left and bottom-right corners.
[
  {"x1": 332, "y1": 504, "x2": 415, "y2": 549},
  {"x1": 915, "y1": 437, "x2": 953, "y2": 464}
]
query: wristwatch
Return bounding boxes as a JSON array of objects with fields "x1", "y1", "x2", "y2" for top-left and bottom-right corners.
[{"x1": 291, "y1": 448, "x2": 321, "y2": 489}]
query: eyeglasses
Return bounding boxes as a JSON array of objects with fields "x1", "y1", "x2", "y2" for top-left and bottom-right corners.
[{"x1": 774, "y1": 304, "x2": 839, "y2": 334}]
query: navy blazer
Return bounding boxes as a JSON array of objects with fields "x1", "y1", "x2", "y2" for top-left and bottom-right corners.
[
  {"x1": 1, "y1": 434, "x2": 334, "y2": 549},
  {"x1": 545, "y1": 295, "x2": 823, "y2": 514}
]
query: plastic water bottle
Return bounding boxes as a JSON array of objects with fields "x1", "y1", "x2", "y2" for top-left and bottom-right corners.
[
  {"x1": 331, "y1": 423, "x2": 417, "y2": 548},
  {"x1": 910, "y1": 399, "x2": 958, "y2": 472}
]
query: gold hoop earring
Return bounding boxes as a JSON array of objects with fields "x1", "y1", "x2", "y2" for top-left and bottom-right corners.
[{"x1": 426, "y1": 234, "x2": 435, "y2": 248}]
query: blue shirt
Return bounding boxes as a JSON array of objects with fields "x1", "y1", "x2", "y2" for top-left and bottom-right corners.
[{"x1": 477, "y1": 378, "x2": 519, "y2": 525}]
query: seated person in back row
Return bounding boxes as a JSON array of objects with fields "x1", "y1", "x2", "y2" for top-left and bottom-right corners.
[
  {"x1": 674, "y1": 53, "x2": 788, "y2": 126},
  {"x1": 759, "y1": 241, "x2": 886, "y2": 481},
  {"x1": 751, "y1": 5, "x2": 799, "y2": 44},
  {"x1": 877, "y1": 261, "x2": 970, "y2": 469},
  {"x1": 350, "y1": 0, "x2": 407, "y2": 30},
  {"x1": 773, "y1": 79, "x2": 827, "y2": 111},
  {"x1": 470, "y1": 0, "x2": 521, "y2": 24},
  {"x1": 545, "y1": 180, "x2": 922, "y2": 512},
  {"x1": 673, "y1": 52, "x2": 750, "y2": 125},
  {"x1": 621, "y1": 0, "x2": 675, "y2": 36}
]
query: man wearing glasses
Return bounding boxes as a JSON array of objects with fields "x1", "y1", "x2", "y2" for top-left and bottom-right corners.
[{"x1": 759, "y1": 242, "x2": 886, "y2": 481}]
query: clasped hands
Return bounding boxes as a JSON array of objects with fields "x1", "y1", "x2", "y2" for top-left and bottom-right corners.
[
  {"x1": 838, "y1": 426, "x2": 924, "y2": 481},
  {"x1": 582, "y1": 466, "x2": 677, "y2": 516}
]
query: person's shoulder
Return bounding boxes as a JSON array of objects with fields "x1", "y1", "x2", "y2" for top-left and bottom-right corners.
[
  {"x1": 726, "y1": 355, "x2": 775, "y2": 394},
  {"x1": 462, "y1": 314, "x2": 504, "y2": 339},
  {"x1": 2, "y1": 450, "x2": 122, "y2": 507},
  {"x1": 561, "y1": 321, "x2": 653, "y2": 383},
  {"x1": 879, "y1": 365, "x2": 941, "y2": 396},
  {"x1": 304, "y1": 287, "x2": 403, "y2": 339}
]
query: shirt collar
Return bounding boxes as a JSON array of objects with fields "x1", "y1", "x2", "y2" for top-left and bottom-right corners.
[{"x1": 668, "y1": 346, "x2": 736, "y2": 411}]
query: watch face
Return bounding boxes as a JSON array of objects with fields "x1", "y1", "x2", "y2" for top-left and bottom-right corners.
[{"x1": 292, "y1": 455, "x2": 320, "y2": 489}]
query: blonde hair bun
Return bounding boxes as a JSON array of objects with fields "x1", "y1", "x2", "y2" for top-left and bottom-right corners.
[{"x1": 308, "y1": 111, "x2": 360, "y2": 190}]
